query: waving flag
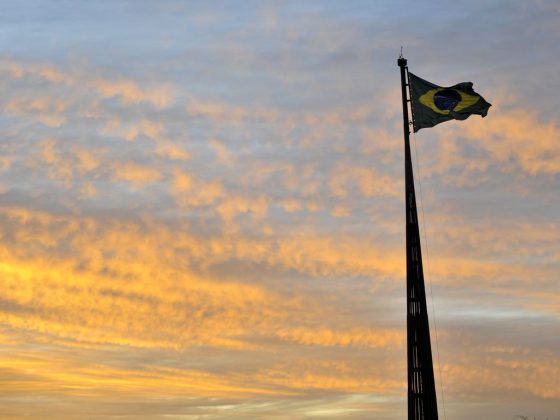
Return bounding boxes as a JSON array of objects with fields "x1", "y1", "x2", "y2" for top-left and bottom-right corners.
[{"x1": 409, "y1": 72, "x2": 491, "y2": 132}]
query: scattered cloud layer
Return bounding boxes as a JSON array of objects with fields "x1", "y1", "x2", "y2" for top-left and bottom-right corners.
[{"x1": 0, "y1": 1, "x2": 559, "y2": 419}]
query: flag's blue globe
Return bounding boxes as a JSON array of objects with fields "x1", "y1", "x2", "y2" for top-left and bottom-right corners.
[{"x1": 434, "y1": 89, "x2": 461, "y2": 111}]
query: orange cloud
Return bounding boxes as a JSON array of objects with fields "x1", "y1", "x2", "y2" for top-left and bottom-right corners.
[
  {"x1": 275, "y1": 327, "x2": 404, "y2": 348},
  {"x1": 0, "y1": 351, "x2": 288, "y2": 398},
  {"x1": 0, "y1": 206, "x2": 407, "y2": 359},
  {"x1": 112, "y1": 162, "x2": 163, "y2": 186},
  {"x1": 256, "y1": 359, "x2": 403, "y2": 394},
  {"x1": 443, "y1": 350, "x2": 560, "y2": 400},
  {"x1": 464, "y1": 109, "x2": 560, "y2": 175},
  {"x1": 4, "y1": 96, "x2": 67, "y2": 127},
  {"x1": 92, "y1": 79, "x2": 173, "y2": 109},
  {"x1": 209, "y1": 138, "x2": 235, "y2": 166},
  {"x1": 420, "y1": 107, "x2": 560, "y2": 180},
  {"x1": 73, "y1": 148, "x2": 103, "y2": 172},
  {"x1": 329, "y1": 163, "x2": 400, "y2": 198}
]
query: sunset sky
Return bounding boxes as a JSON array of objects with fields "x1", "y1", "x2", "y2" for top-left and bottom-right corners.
[{"x1": 1, "y1": 1, "x2": 559, "y2": 419}]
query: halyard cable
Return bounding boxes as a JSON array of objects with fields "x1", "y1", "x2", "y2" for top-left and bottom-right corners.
[{"x1": 411, "y1": 128, "x2": 447, "y2": 420}]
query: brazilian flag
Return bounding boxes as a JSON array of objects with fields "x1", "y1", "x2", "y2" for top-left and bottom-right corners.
[{"x1": 409, "y1": 73, "x2": 491, "y2": 132}]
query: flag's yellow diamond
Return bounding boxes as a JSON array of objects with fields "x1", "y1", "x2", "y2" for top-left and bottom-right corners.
[{"x1": 419, "y1": 88, "x2": 480, "y2": 115}]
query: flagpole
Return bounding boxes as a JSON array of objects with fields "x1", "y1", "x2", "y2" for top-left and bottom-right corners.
[{"x1": 398, "y1": 55, "x2": 439, "y2": 420}]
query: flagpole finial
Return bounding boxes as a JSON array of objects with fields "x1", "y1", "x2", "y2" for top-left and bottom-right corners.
[{"x1": 398, "y1": 47, "x2": 407, "y2": 67}]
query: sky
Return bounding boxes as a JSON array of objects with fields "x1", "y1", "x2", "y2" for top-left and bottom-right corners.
[{"x1": 0, "y1": 1, "x2": 559, "y2": 419}]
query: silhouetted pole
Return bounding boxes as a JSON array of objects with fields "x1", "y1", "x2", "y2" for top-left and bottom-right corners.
[{"x1": 398, "y1": 55, "x2": 439, "y2": 420}]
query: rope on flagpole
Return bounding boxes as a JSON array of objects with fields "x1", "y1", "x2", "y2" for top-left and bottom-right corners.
[{"x1": 411, "y1": 128, "x2": 448, "y2": 420}]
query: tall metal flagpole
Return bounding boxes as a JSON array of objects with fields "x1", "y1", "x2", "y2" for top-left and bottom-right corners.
[{"x1": 398, "y1": 55, "x2": 439, "y2": 420}]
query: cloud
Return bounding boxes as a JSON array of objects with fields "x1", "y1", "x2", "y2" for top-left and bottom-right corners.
[
  {"x1": 464, "y1": 108, "x2": 560, "y2": 175},
  {"x1": 275, "y1": 327, "x2": 404, "y2": 348},
  {"x1": 255, "y1": 359, "x2": 403, "y2": 394},
  {"x1": 2, "y1": 207, "x2": 399, "y2": 352},
  {"x1": 4, "y1": 96, "x2": 67, "y2": 127},
  {"x1": 0, "y1": 203, "x2": 405, "y2": 359},
  {"x1": 416, "y1": 106, "x2": 560, "y2": 183},
  {"x1": 329, "y1": 163, "x2": 400, "y2": 198},
  {"x1": 209, "y1": 138, "x2": 235, "y2": 166},
  {"x1": 0, "y1": 350, "x2": 288, "y2": 399},
  {"x1": 34, "y1": 138, "x2": 74, "y2": 184},
  {"x1": 443, "y1": 350, "x2": 560, "y2": 400},
  {"x1": 112, "y1": 162, "x2": 163, "y2": 187},
  {"x1": 92, "y1": 79, "x2": 173, "y2": 109},
  {"x1": 73, "y1": 148, "x2": 102, "y2": 173}
]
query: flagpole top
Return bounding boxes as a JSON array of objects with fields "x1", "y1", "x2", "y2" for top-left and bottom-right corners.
[
  {"x1": 398, "y1": 46, "x2": 407, "y2": 67},
  {"x1": 398, "y1": 56, "x2": 407, "y2": 67}
]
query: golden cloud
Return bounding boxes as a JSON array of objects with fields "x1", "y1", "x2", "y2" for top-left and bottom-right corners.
[{"x1": 112, "y1": 162, "x2": 163, "y2": 186}]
